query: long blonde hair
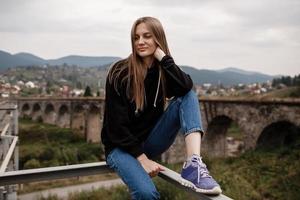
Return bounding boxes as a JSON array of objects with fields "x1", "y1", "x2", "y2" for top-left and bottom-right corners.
[{"x1": 108, "y1": 16, "x2": 171, "y2": 111}]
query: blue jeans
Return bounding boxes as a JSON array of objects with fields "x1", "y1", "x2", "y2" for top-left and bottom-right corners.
[{"x1": 106, "y1": 90, "x2": 204, "y2": 200}]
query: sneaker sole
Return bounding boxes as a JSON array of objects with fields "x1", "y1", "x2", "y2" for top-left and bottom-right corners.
[{"x1": 180, "y1": 178, "x2": 222, "y2": 195}]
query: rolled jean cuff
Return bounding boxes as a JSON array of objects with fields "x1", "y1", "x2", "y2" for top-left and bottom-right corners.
[{"x1": 184, "y1": 127, "x2": 205, "y2": 137}]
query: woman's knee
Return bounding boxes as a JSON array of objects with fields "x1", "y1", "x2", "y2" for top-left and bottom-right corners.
[
  {"x1": 174, "y1": 89, "x2": 196, "y2": 100},
  {"x1": 185, "y1": 89, "x2": 197, "y2": 98},
  {"x1": 178, "y1": 89, "x2": 198, "y2": 103}
]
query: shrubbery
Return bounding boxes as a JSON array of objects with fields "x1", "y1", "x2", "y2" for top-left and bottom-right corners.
[
  {"x1": 24, "y1": 158, "x2": 41, "y2": 169},
  {"x1": 19, "y1": 119, "x2": 104, "y2": 169}
]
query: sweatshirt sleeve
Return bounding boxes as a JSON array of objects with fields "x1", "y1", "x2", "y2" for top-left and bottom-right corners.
[
  {"x1": 160, "y1": 55, "x2": 193, "y2": 97},
  {"x1": 104, "y1": 77, "x2": 144, "y2": 158}
]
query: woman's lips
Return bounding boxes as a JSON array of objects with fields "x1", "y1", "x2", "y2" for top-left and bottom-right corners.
[{"x1": 138, "y1": 47, "x2": 147, "y2": 51}]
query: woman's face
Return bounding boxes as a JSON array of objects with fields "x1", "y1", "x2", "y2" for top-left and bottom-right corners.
[{"x1": 134, "y1": 23, "x2": 157, "y2": 59}]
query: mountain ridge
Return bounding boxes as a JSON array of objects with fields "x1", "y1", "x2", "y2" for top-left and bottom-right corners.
[
  {"x1": 0, "y1": 50, "x2": 277, "y2": 86},
  {"x1": 0, "y1": 50, "x2": 121, "y2": 69}
]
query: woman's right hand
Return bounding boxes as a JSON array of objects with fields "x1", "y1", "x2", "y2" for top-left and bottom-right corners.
[
  {"x1": 154, "y1": 47, "x2": 166, "y2": 61},
  {"x1": 137, "y1": 154, "x2": 165, "y2": 177}
]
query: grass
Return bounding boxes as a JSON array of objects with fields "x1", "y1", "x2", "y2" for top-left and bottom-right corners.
[
  {"x1": 209, "y1": 144, "x2": 300, "y2": 200},
  {"x1": 260, "y1": 86, "x2": 300, "y2": 99},
  {"x1": 18, "y1": 118, "x2": 109, "y2": 194},
  {"x1": 19, "y1": 118, "x2": 104, "y2": 169},
  {"x1": 19, "y1": 119, "x2": 300, "y2": 200},
  {"x1": 226, "y1": 121, "x2": 244, "y2": 140},
  {"x1": 18, "y1": 173, "x2": 119, "y2": 194},
  {"x1": 36, "y1": 143, "x2": 300, "y2": 200},
  {"x1": 36, "y1": 178, "x2": 200, "y2": 200}
]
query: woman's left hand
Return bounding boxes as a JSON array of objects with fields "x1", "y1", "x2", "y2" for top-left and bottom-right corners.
[
  {"x1": 154, "y1": 47, "x2": 166, "y2": 61},
  {"x1": 137, "y1": 154, "x2": 165, "y2": 178}
]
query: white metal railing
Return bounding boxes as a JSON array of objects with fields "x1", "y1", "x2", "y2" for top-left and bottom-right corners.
[
  {"x1": 0, "y1": 136, "x2": 18, "y2": 173},
  {"x1": 0, "y1": 162, "x2": 232, "y2": 200},
  {"x1": 0, "y1": 104, "x2": 18, "y2": 200},
  {"x1": 0, "y1": 124, "x2": 9, "y2": 137}
]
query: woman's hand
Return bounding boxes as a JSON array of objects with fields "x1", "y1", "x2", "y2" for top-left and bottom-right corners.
[
  {"x1": 154, "y1": 47, "x2": 166, "y2": 61},
  {"x1": 137, "y1": 154, "x2": 165, "y2": 177}
]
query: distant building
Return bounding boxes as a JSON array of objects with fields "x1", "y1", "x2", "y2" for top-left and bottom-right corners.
[
  {"x1": 261, "y1": 88, "x2": 267, "y2": 93},
  {"x1": 25, "y1": 81, "x2": 36, "y2": 88},
  {"x1": 210, "y1": 91, "x2": 218, "y2": 96},
  {"x1": 59, "y1": 78, "x2": 68, "y2": 83},
  {"x1": 61, "y1": 85, "x2": 70, "y2": 97},
  {"x1": 1, "y1": 92, "x2": 9, "y2": 98},
  {"x1": 12, "y1": 85, "x2": 21, "y2": 94},
  {"x1": 203, "y1": 83, "x2": 212, "y2": 88},
  {"x1": 70, "y1": 89, "x2": 84, "y2": 97},
  {"x1": 4, "y1": 83, "x2": 11, "y2": 88},
  {"x1": 17, "y1": 80, "x2": 25, "y2": 86}
]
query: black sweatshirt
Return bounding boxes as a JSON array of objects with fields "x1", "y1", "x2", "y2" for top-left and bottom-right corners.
[{"x1": 101, "y1": 55, "x2": 193, "y2": 159}]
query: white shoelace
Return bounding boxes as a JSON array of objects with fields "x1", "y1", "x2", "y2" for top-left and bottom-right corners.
[{"x1": 191, "y1": 157, "x2": 212, "y2": 184}]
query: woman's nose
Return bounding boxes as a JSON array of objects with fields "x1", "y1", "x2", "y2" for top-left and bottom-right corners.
[{"x1": 138, "y1": 37, "x2": 145, "y2": 44}]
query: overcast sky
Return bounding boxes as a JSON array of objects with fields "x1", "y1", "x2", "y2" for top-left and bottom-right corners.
[{"x1": 0, "y1": 0, "x2": 299, "y2": 76}]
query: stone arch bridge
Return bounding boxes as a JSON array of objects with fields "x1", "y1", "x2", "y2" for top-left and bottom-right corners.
[
  {"x1": 13, "y1": 97, "x2": 300, "y2": 159},
  {"x1": 16, "y1": 97, "x2": 105, "y2": 143},
  {"x1": 199, "y1": 98, "x2": 300, "y2": 158}
]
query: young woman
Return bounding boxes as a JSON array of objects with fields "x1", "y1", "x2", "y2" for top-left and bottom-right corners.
[{"x1": 101, "y1": 16, "x2": 221, "y2": 199}]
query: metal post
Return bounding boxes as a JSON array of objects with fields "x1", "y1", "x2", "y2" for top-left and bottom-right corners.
[
  {"x1": 10, "y1": 106, "x2": 18, "y2": 200},
  {"x1": 0, "y1": 187, "x2": 4, "y2": 200},
  {"x1": 0, "y1": 104, "x2": 18, "y2": 200},
  {"x1": 13, "y1": 107, "x2": 18, "y2": 136}
]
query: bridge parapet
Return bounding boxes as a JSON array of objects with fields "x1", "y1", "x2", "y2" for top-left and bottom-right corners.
[{"x1": 199, "y1": 97, "x2": 300, "y2": 106}]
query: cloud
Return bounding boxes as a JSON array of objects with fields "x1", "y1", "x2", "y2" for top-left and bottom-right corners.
[{"x1": 0, "y1": 0, "x2": 299, "y2": 75}]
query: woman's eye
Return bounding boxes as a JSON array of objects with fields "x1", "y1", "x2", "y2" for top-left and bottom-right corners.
[{"x1": 145, "y1": 34, "x2": 152, "y2": 38}]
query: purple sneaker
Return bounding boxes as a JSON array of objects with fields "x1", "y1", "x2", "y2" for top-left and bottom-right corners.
[{"x1": 181, "y1": 154, "x2": 222, "y2": 195}]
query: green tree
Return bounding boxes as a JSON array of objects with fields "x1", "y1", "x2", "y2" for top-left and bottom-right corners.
[
  {"x1": 282, "y1": 76, "x2": 292, "y2": 86},
  {"x1": 293, "y1": 74, "x2": 300, "y2": 86},
  {"x1": 84, "y1": 86, "x2": 92, "y2": 97}
]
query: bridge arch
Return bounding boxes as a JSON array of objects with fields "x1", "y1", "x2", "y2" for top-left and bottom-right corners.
[
  {"x1": 202, "y1": 115, "x2": 245, "y2": 157},
  {"x1": 44, "y1": 103, "x2": 56, "y2": 124},
  {"x1": 57, "y1": 104, "x2": 70, "y2": 128},
  {"x1": 32, "y1": 103, "x2": 42, "y2": 122},
  {"x1": 21, "y1": 103, "x2": 31, "y2": 118},
  {"x1": 256, "y1": 120, "x2": 300, "y2": 150}
]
